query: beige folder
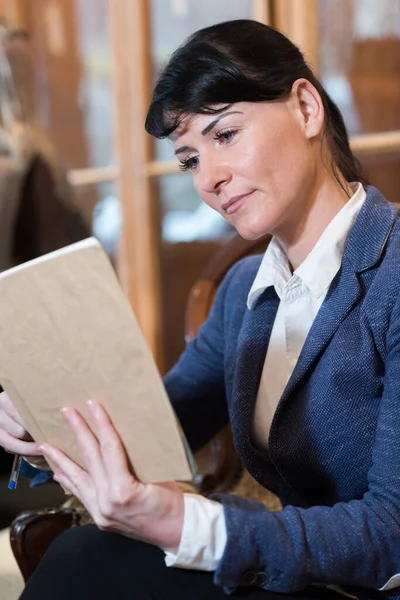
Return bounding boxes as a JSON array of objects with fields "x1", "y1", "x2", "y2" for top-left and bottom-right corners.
[{"x1": 0, "y1": 238, "x2": 195, "y2": 483}]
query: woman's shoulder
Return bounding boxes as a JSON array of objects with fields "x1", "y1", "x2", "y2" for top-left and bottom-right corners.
[
  {"x1": 363, "y1": 216, "x2": 400, "y2": 310},
  {"x1": 381, "y1": 217, "x2": 400, "y2": 270}
]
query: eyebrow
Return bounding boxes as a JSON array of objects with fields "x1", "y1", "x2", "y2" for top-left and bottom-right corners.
[
  {"x1": 174, "y1": 111, "x2": 243, "y2": 155},
  {"x1": 201, "y1": 110, "x2": 243, "y2": 135},
  {"x1": 174, "y1": 144, "x2": 194, "y2": 156}
]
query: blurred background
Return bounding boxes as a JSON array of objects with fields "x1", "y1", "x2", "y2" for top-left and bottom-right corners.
[{"x1": 0, "y1": 0, "x2": 399, "y2": 526}]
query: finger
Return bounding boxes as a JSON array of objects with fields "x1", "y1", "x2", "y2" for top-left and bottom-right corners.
[
  {"x1": 52, "y1": 472, "x2": 105, "y2": 529},
  {"x1": 86, "y1": 401, "x2": 132, "y2": 480},
  {"x1": 40, "y1": 444, "x2": 98, "y2": 516},
  {"x1": 59, "y1": 408, "x2": 106, "y2": 487},
  {"x1": 39, "y1": 443, "x2": 92, "y2": 492},
  {"x1": 0, "y1": 411, "x2": 27, "y2": 439},
  {"x1": 0, "y1": 430, "x2": 41, "y2": 455},
  {"x1": 53, "y1": 472, "x2": 83, "y2": 502},
  {"x1": 0, "y1": 392, "x2": 28, "y2": 429}
]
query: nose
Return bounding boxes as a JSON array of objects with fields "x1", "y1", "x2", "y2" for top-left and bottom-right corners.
[{"x1": 198, "y1": 154, "x2": 231, "y2": 195}]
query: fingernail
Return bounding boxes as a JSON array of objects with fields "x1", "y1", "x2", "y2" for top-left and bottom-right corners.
[
  {"x1": 86, "y1": 400, "x2": 97, "y2": 414},
  {"x1": 38, "y1": 444, "x2": 48, "y2": 453}
]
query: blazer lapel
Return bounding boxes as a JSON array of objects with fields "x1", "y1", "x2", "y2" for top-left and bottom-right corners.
[
  {"x1": 230, "y1": 287, "x2": 279, "y2": 458},
  {"x1": 273, "y1": 185, "x2": 397, "y2": 421},
  {"x1": 280, "y1": 259, "x2": 361, "y2": 402},
  {"x1": 230, "y1": 243, "x2": 363, "y2": 457},
  {"x1": 230, "y1": 287, "x2": 304, "y2": 500}
]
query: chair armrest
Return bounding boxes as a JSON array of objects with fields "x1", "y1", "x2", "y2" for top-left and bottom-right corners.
[{"x1": 9, "y1": 507, "x2": 82, "y2": 582}]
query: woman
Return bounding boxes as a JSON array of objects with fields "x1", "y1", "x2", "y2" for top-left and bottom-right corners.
[{"x1": 1, "y1": 20, "x2": 400, "y2": 600}]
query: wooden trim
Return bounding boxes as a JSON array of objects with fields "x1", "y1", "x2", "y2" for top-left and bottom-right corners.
[
  {"x1": 252, "y1": 0, "x2": 272, "y2": 24},
  {"x1": 350, "y1": 131, "x2": 400, "y2": 157},
  {"x1": 0, "y1": 0, "x2": 28, "y2": 27},
  {"x1": 67, "y1": 166, "x2": 119, "y2": 187},
  {"x1": 109, "y1": 0, "x2": 163, "y2": 367},
  {"x1": 272, "y1": 0, "x2": 319, "y2": 72},
  {"x1": 145, "y1": 161, "x2": 180, "y2": 177}
]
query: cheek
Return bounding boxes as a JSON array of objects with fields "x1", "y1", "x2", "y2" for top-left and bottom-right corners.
[{"x1": 254, "y1": 131, "x2": 313, "y2": 198}]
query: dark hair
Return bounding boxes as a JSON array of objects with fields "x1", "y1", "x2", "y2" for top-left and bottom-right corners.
[{"x1": 145, "y1": 19, "x2": 366, "y2": 186}]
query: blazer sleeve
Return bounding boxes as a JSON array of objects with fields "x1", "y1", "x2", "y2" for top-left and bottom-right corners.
[
  {"x1": 210, "y1": 293, "x2": 400, "y2": 596},
  {"x1": 163, "y1": 262, "x2": 240, "y2": 454}
]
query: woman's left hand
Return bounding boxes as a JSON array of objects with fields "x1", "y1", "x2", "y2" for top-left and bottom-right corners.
[{"x1": 38, "y1": 401, "x2": 184, "y2": 554}]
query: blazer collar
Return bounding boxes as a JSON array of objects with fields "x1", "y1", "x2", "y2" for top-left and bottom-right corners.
[{"x1": 344, "y1": 185, "x2": 397, "y2": 273}]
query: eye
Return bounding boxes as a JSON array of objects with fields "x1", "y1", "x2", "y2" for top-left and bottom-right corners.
[
  {"x1": 178, "y1": 155, "x2": 200, "y2": 172},
  {"x1": 214, "y1": 128, "x2": 238, "y2": 144}
]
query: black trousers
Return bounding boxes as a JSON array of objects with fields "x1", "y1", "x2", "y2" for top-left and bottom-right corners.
[{"x1": 19, "y1": 524, "x2": 353, "y2": 600}]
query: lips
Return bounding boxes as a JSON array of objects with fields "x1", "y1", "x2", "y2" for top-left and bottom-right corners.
[{"x1": 222, "y1": 191, "x2": 255, "y2": 215}]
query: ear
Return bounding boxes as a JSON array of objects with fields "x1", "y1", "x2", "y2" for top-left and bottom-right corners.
[{"x1": 289, "y1": 78, "x2": 325, "y2": 140}]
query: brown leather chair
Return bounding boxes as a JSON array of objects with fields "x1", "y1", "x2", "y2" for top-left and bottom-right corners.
[{"x1": 9, "y1": 232, "x2": 272, "y2": 583}]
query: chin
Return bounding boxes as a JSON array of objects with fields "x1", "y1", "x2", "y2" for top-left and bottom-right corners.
[
  {"x1": 231, "y1": 209, "x2": 275, "y2": 240},
  {"x1": 234, "y1": 223, "x2": 271, "y2": 241}
]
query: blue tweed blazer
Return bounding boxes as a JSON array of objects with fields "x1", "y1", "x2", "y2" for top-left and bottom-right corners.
[{"x1": 164, "y1": 186, "x2": 400, "y2": 598}]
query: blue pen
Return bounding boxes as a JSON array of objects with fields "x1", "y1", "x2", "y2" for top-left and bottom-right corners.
[{"x1": 8, "y1": 454, "x2": 23, "y2": 490}]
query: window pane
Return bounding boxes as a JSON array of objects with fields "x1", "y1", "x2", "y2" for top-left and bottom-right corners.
[
  {"x1": 151, "y1": 0, "x2": 253, "y2": 72},
  {"x1": 73, "y1": 0, "x2": 116, "y2": 169},
  {"x1": 318, "y1": 0, "x2": 400, "y2": 135}
]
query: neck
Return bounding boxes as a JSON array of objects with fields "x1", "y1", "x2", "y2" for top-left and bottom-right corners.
[{"x1": 275, "y1": 173, "x2": 353, "y2": 270}]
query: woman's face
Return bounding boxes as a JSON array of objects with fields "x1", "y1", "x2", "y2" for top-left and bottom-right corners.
[{"x1": 171, "y1": 95, "x2": 323, "y2": 241}]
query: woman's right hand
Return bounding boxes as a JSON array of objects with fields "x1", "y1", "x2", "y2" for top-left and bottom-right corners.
[{"x1": 0, "y1": 390, "x2": 41, "y2": 455}]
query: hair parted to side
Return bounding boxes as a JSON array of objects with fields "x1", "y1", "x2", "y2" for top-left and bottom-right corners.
[{"x1": 145, "y1": 19, "x2": 366, "y2": 186}]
